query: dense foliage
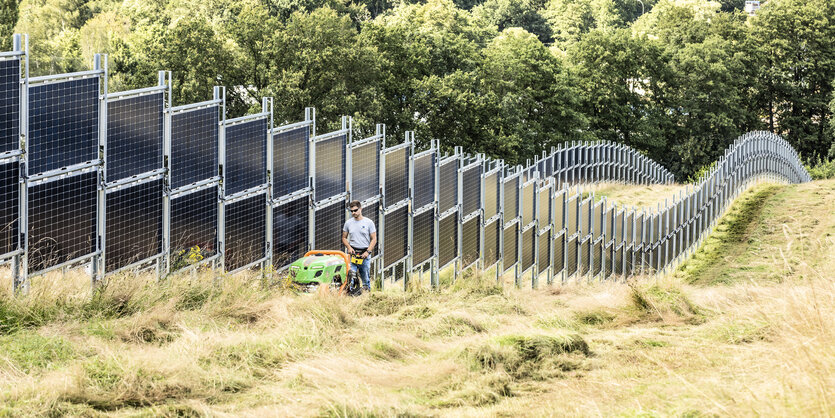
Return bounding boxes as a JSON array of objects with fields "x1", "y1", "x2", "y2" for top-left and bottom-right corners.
[{"x1": 7, "y1": 0, "x2": 835, "y2": 179}]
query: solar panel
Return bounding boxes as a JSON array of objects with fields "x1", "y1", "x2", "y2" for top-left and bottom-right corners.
[
  {"x1": 504, "y1": 177, "x2": 518, "y2": 220},
  {"x1": 503, "y1": 224, "x2": 518, "y2": 268},
  {"x1": 462, "y1": 216, "x2": 479, "y2": 267},
  {"x1": 273, "y1": 126, "x2": 309, "y2": 198},
  {"x1": 462, "y1": 165, "x2": 481, "y2": 216},
  {"x1": 0, "y1": 59, "x2": 20, "y2": 154},
  {"x1": 0, "y1": 161, "x2": 18, "y2": 256},
  {"x1": 522, "y1": 182, "x2": 535, "y2": 226},
  {"x1": 483, "y1": 172, "x2": 499, "y2": 220},
  {"x1": 383, "y1": 206, "x2": 408, "y2": 268},
  {"x1": 28, "y1": 77, "x2": 99, "y2": 174},
  {"x1": 106, "y1": 92, "x2": 164, "y2": 182},
  {"x1": 314, "y1": 134, "x2": 346, "y2": 202},
  {"x1": 28, "y1": 171, "x2": 97, "y2": 273},
  {"x1": 413, "y1": 210, "x2": 433, "y2": 266},
  {"x1": 538, "y1": 231, "x2": 550, "y2": 274},
  {"x1": 538, "y1": 187, "x2": 551, "y2": 226},
  {"x1": 521, "y1": 228, "x2": 535, "y2": 271},
  {"x1": 105, "y1": 179, "x2": 163, "y2": 272},
  {"x1": 438, "y1": 159, "x2": 457, "y2": 213},
  {"x1": 171, "y1": 107, "x2": 219, "y2": 189},
  {"x1": 483, "y1": 220, "x2": 499, "y2": 267},
  {"x1": 438, "y1": 214, "x2": 457, "y2": 268},
  {"x1": 225, "y1": 119, "x2": 267, "y2": 195},
  {"x1": 413, "y1": 153, "x2": 435, "y2": 209},
  {"x1": 315, "y1": 201, "x2": 345, "y2": 251},
  {"x1": 170, "y1": 187, "x2": 218, "y2": 268},
  {"x1": 553, "y1": 233, "x2": 564, "y2": 275},
  {"x1": 351, "y1": 140, "x2": 379, "y2": 203},
  {"x1": 384, "y1": 147, "x2": 409, "y2": 207},
  {"x1": 225, "y1": 193, "x2": 266, "y2": 271},
  {"x1": 360, "y1": 201, "x2": 380, "y2": 238},
  {"x1": 566, "y1": 236, "x2": 577, "y2": 277},
  {"x1": 273, "y1": 196, "x2": 308, "y2": 268}
]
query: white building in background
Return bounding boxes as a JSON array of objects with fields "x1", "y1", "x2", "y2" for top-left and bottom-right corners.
[{"x1": 745, "y1": 1, "x2": 761, "y2": 15}]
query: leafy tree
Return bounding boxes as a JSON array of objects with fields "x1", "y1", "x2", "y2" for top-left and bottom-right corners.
[
  {"x1": 0, "y1": 0, "x2": 20, "y2": 51},
  {"x1": 543, "y1": 0, "x2": 622, "y2": 49},
  {"x1": 472, "y1": 0, "x2": 552, "y2": 43},
  {"x1": 750, "y1": 0, "x2": 835, "y2": 159}
]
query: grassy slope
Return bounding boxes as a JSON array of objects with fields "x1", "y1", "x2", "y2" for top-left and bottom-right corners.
[{"x1": 0, "y1": 181, "x2": 833, "y2": 417}]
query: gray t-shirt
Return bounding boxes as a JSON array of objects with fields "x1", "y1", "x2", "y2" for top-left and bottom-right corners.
[{"x1": 343, "y1": 216, "x2": 376, "y2": 249}]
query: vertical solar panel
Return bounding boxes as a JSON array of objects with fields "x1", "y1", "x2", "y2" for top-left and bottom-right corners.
[
  {"x1": 484, "y1": 220, "x2": 500, "y2": 267},
  {"x1": 225, "y1": 119, "x2": 267, "y2": 195},
  {"x1": 0, "y1": 161, "x2": 18, "y2": 256},
  {"x1": 538, "y1": 231, "x2": 550, "y2": 274},
  {"x1": 438, "y1": 214, "x2": 457, "y2": 268},
  {"x1": 504, "y1": 177, "x2": 519, "y2": 219},
  {"x1": 522, "y1": 182, "x2": 535, "y2": 226},
  {"x1": 106, "y1": 93, "x2": 164, "y2": 182},
  {"x1": 225, "y1": 194, "x2": 266, "y2": 271},
  {"x1": 384, "y1": 147, "x2": 409, "y2": 207},
  {"x1": 580, "y1": 238, "x2": 590, "y2": 276},
  {"x1": 105, "y1": 179, "x2": 163, "y2": 272},
  {"x1": 593, "y1": 202, "x2": 603, "y2": 240},
  {"x1": 384, "y1": 206, "x2": 408, "y2": 268},
  {"x1": 461, "y1": 216, "x2": 479, "y2": 267},
  {"x1": 554, "y1": 191, "x2": 565, "y2": 232},
  {"x1": 503, "y1": 224, "x2": 518, "y2": 268},
  {"x1": 314, "y1": 134, "x2": 346, "y2": 202},
  {"x1": 28, "y1": 77, "x2": 99, "y2": 174},
  {"x1": 170, "y1": 187, "x2": 218, "y2": 264},
  {"x1": 171, "y1": 107, "x2": 219, "y2": 189},
  {"x1": 553, "y1": 233, "x2": 564, "y2": 275},
  {"x1": 484, "y1": 172, "x2": 499, "y2": 220},
  {"x1": 273, "y1": 196, "x2": 308, "y2": 268},
  {"x1": 566, "y1": 236, "x2": 577, "y2": 277},
  {"x1": 273, "y1": 126, "x2": 309, "y2": 197},
  {"x1": 461, "y1": 165, "x2": 481, "y2": 216},
  {"x1": 361, "y1": 201, "x2": 380, "y2": 231},
  {"x1": 538, "y1": 187, "x2": 551, "y2": 227},
  {"x1": 351, "y1": 140, "x2": 380, "y2": 203},
  {"x1": 413, "y1": 153, "x2": 435, "y2": 209},
  {"x1": 567, "y1": 197, "x2": 578, "y2": 236},
  {"x1": 413, "y1": 210, "x2": 434, "y2": 266},
  {"x1": 0, "y1": 58, "x2": 20, "y2": 153},
  {"x1": 28, "y1": 172, "x2": 97, "y2": 272},
  {"x1": 315, "y1": 201, "x2": 345, "y2": 251},
  {"x1": 438, "y1": 159, "x2": 457, "y2": 213},
  {"x1": 521, "y1": 228, "x2": 535, "y2": 271}
]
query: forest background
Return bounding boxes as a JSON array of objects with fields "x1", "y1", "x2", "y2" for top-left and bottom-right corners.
[{"x1": 1, "y1": 0, "x2": 833, "y2": 179}]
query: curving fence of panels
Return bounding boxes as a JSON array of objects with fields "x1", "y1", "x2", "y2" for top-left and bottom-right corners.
[{"x1": 0, "y1": 36, "x2": 812, "y2": 291}]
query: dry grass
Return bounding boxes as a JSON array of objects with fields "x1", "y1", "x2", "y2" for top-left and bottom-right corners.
[
  {"x1": 0, "y1": 181, "x2": 833, "y2": 416},
  {"x1": 582, "y1": 181, "x2": 688, "y2": 208}
]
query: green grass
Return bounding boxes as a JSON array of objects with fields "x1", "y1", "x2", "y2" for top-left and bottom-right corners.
[
  {"x1": 0, "y1": 333, "x2": 76, "y2": 373},
  {"x1": 675, "y1": 184, "x2": 782, "y2": 285}
]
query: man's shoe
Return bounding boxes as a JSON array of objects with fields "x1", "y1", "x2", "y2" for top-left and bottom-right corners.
[{"x1": 362, "y1": 286, "x2": 371, "y2": 292}]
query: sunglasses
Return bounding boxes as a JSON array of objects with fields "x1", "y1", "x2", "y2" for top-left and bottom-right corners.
[{"x1": 350, "y1": 208, "x2": 360, "y2": 212}]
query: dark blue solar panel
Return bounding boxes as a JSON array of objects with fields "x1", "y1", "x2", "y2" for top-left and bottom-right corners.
[
  {"x1": 105, "y1": 179, "x2": 163, "y2": 272},
  {"x1": 413, "y1": 153, "x2": 435, "y2": 209},
  {"x1": 273, "y1": 126, "x2": 309, "y2": 198},
  {"x1": 413, "y1": 210, "x2": 433, "y2": 265},
  {"x1": 462, "y1": 165, "x2": 481, "y2": 216},
  {"x1": 438, "y1": 214, "x2": 457, "y2": 268},
  {"x1": 315, "y1": 201, "x2": 345, "y2": 251},
  {"x1": 0, "y1": 59, "x2": 20, "y2": 154},
  {"x1": 484, "y1": 220, "x2": 499, "y2": 267},
  {"x1": 0, "y1": 161, "x2": 18, "y2": 256},
  {"x1": 438, "y1": 160, "x2": 457, "y2": 213},
  {"x1": 170, "y1": 187, "x2": 218, "y2": 265},
  {"x1": 225, "y1": 119, "x2": 267, "y2": 195},
  {"x1": 106, "y1": 93, "x2": 164, "y2": 182},
  {"x1": 28, "y1": 171, "x2": 97, "y2": 272},
  {"x1": 314, "y1": 134, "x2": 346, "y2": 202},
  {"x1": 351, "y1": 140, "x2": 379, "y2": 203},
  {"x1": 384, "y1": 147, "x2": 409, "y2": 207},
  {"x1": 171, "y1": 107, "x2": 218, "y2": 189},
  {"x1": 225, "y1": 194, "x2": 266, "y2": 271},
  {"x1": 273, "y1": 196, "x2": 308, "y2": 268},
  {"x1": 461, "y1": 215, "x2": 479, "y2": 267},
  {"x1": 484, "y1": 172, "x2": 499, "y2": 220},
  {"x1": 28, "y1": 77, "x2": 99, "y2": 174},
  {"x1": 384, "y1": 206, "x2": 408, "y2": 268}
]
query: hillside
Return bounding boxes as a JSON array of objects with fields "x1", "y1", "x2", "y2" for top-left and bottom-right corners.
[{"x1": 0, "y1": 180, "x2": 833, "y2": 416}]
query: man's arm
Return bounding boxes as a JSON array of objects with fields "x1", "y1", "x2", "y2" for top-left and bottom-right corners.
[
  {"x1": 364, "y1": 232, "x2": 377, "y2": 257},
  {"x1": 342, "y1": 231, "x2": 354, "y2": 254}
]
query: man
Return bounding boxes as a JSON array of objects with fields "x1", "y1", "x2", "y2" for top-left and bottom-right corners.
[{"x1": 342, "y1": 200, "x2": 377, "y2": 291}]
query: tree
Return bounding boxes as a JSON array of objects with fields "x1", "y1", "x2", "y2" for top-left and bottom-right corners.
[
  {"x1": 0, "y1": 0, "x2": 20, "y2": 51},
  {"x1": 750, "y1": 0, "x2": 835, "y2": 159},
  {"x1": 471, "y1": 0, "x2": 552, "y2": 43}
]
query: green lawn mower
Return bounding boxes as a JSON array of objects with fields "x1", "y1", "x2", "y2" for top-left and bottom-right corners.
[{"x1": 288, "y1": 250, "x2": 362, "y2": 295}]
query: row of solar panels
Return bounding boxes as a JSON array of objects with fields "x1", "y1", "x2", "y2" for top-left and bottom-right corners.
[{"x1": 0, "y1": 39, "x2": 811, "y2": 290}]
